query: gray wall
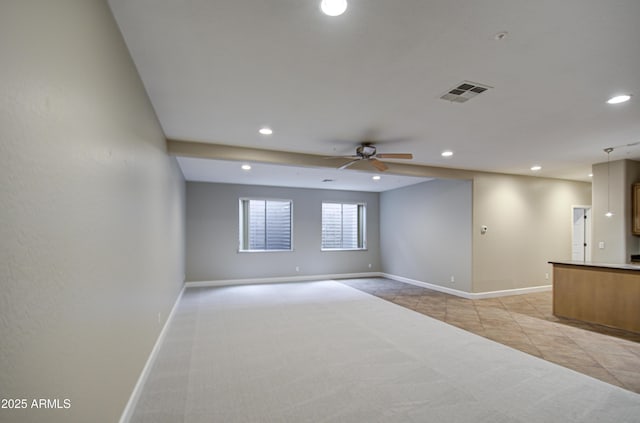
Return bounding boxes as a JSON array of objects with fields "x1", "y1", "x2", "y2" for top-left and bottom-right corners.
[
  {"x1": 380, "y1": 179, "x2": 473, "y2": 292},
  {"x1": 0, "y1": 1, "x2": 185, "y2": 422},
  {"x1": 186, "y1": 182, "x2": 380, "y2": 281},
  {"x1": 379, "y1": 175, "x2": 591, "y2": 294}
]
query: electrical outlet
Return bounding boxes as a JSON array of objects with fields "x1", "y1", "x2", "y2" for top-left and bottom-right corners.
[
  {"x1": 450, "y1": 276, "x2": 455, "y2": 283},
  {"x1": 545, "y1": 273, "x2": 549, "y2": 280},
  {"x1": 368, "y1": 263, "x2": 372, "y2": 269},
  {"x1": 295, "y1": 266, "x2": 300, "y2": 272}
]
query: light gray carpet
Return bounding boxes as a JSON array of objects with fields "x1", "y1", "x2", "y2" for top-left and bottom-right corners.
[{"x1": 129, "y1": 280, "x2": 640, "y2": 422}]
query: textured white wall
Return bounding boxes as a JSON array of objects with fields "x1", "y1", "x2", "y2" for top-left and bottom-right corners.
[
  {"x1": 186, "y1": 182, "x2": 380, "y2": 281},
  {"x1": 591, "y1": 160, "x2": 627, "y2": 263},
  {"x1": 473, "y1": 174, "x2": 591, "y2": 292},
  {"x1": 0, "y1": 1, "x2": 185, "y2": 422},
  {"x1": 591, "y1": 159, "x2": 640, "y2": 264}
]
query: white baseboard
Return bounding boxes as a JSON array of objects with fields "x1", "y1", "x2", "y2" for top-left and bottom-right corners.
[
  {"x1": 382, "y1": 273, "x2": 477, "y2": 299},
  {"x1": 468, "y1": 284, "x2": 552, "y2": 299},
  {"x1": 186, "y1": 272, "x2": 551, "y2": 299},
  {"x1": 381, "y1": 273, "x2": 551, "y2": 300},
  {"x1": 185, "y1": 272, "x2": 384, "y2": 288},
  {"x1": 119, "y1": 284, "x2": 186, "y2": 423}
]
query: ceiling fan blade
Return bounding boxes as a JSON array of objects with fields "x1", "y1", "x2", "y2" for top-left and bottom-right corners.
[
  {"x1": 325, "y1": 155, "x2": 359, "y2": 160},
  {"x1": 338, "y1": 159, "x2": 361, "y2": 170},
  {"x1": 369, "y1": 158, "x2": 388, "y2": 172},
  {"x1": 375, "y1": 153, "x2": 413, "y2": 159}
]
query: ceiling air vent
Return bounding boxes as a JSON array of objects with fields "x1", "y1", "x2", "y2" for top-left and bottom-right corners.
[{"x1": 440, "y1": 81, "x2": 492, "y2": 103}]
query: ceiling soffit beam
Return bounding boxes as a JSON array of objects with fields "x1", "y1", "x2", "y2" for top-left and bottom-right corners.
[{"x1": 166, "y1": 139, "x2": 474, "y2": 180}]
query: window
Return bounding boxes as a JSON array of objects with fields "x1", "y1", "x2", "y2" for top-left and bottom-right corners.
[
  {"x1": 321, "y1": 202, "x2": 366, "y2": 250},
  {"x1": 239, "y1": 199, "x2": 292, "y2": 251}
]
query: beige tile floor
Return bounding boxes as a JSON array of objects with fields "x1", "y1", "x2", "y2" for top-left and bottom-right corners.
[{"x1": 340, "y1": 278, "x2": 640, "y2": 394}]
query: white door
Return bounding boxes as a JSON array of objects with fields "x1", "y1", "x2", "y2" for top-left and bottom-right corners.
[{"x1": 571, "y1": 207, "x2": 591, "y2": 261}]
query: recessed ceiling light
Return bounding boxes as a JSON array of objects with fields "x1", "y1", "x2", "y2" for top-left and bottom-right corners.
[
  {"x1": 441, "y1": 150, "x2": 454, "y2": 158},
  {"x1": 241, "y1": 164, "x2": 251, "y2": 171},
  {"x1": 258, "y1": 127, "x2": 273, "y2": 135},
  {"x1": 372, "y1": 175, "x2": 381, "y2": 180},
  {"x1": 320, "y1": 0, "x2": 347, "y2": 16},
  {"x1": 531, "y1": 165, "x2": 542, "y2": 171},
  {"x1": 606, "y1": 94, "x2": 631, "y2": 104}
]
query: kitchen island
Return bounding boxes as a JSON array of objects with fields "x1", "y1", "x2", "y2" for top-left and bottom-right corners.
[{"x1": 549, "y1": 261, "x2": 640, "y2": 333}]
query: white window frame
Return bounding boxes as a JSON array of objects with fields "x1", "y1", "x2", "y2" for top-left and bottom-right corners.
[
  {"x1": 321, "y1": 201, "x2": 367, "y2": 251},
  {"x1": 238, "y1": 197, "x2": 293, "y2": 252}
]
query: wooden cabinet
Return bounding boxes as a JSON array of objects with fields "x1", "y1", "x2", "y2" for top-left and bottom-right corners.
[
  {"x1": 633, "y1": 183, "x2": 640, "y2": 235},
  {"x1": 552, "y1": 263, "x2": 640, "y2": 333}
]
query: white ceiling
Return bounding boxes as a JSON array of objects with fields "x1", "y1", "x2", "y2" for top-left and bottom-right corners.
[
  {"x1": 178, "y1": 157, "x2": 431, "y2": 192},
  {"x1": 109, "y1": 0, "x2": 640, "y2": 188}
]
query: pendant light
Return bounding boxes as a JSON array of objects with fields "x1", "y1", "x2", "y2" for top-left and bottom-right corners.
[{"x1": 604, "y1": 147, "x2": 614, "y2": 218}]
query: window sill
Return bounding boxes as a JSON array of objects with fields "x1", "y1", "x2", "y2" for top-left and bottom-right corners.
[
  {"x1": 238, "y1": 249, "x2": 294, "y2": 253},
  {"x1": 321, "y1": 248, "x2": 368, "y2": 252}
]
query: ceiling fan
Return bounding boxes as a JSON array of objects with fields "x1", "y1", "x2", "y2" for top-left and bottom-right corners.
[{"x1": 330, "y1": 143, "x2": 413, "y2": 172}]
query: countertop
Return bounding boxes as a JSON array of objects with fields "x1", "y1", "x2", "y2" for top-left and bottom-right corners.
[{"x1": 549, "y1": 260, "x2": 640, "y2": 271}]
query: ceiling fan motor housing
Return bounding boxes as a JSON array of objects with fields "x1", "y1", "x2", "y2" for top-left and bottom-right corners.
[{"x1": 357, "y1": 144, "x2": 377, "y2": 158}]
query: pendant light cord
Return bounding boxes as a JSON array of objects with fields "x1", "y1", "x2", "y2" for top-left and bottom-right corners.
[{"x1": 605, "y1": 147, "x2": 614, "y2": 216}]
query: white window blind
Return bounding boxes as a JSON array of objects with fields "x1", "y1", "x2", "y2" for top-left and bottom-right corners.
[
  {"x1": 322, "y1": 202, "x2": 365, "y2": 250},
  {"x1": 240, "y1": 199, "x2": 292, "y2": 251}
]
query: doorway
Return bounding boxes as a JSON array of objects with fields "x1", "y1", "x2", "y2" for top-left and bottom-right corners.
[{"x1": 571, "y1": 206, "x2": 592, "y2": 262}]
